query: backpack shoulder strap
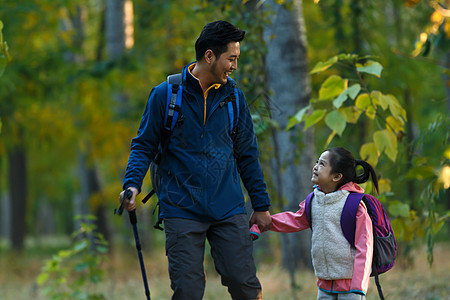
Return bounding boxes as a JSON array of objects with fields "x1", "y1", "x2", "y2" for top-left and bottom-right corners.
[
  {"x1": 164, "y1": 73, "x2": 183, "y2": 133},
  {"x1": 340, "y1": 192, "x2": 365, "y2": 247},
  {"x1": 225, "y1": 87, "x2": 240, "y2": 141},
  {"x1": 304, "y1": 192, "x2": 314, "y2": 228}
]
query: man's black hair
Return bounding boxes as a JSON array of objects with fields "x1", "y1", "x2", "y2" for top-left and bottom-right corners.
[{"x1": 195, "y1": 20, "x2": 246, "y2": 61}]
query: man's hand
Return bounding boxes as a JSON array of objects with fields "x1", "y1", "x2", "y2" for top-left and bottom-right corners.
[
  {"x1": 249, "y1": 211, "x2": 272, "y2": 232},
  {"x1": 119, "y1": 187, "x2": 139, "y2": 211}
]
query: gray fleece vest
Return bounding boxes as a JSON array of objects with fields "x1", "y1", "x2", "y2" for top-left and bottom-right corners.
[{"x1": 310, "y1": 189, "x2": 356, "y2": 280}]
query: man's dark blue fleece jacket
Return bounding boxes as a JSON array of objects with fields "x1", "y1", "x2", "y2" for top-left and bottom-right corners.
[{"x1": 123, "y1": 62, "x2": 271, "y2": 222}]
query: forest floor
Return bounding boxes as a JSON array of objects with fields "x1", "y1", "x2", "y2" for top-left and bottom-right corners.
[{"x1": 1, "y1": 240, "x2": 449, "y2": 300}]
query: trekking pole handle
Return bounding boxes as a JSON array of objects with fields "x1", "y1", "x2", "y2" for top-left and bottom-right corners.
[
  {"x1": 122, "y1": 189, "x2": 138, "y2": 225},
  {"x1": 114, "y1": 188, "x2": 134, "y2": 217}
]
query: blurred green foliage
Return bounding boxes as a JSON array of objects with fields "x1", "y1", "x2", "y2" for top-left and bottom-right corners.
[{"x1": 37, "y1": 215, "x2": 108, "y2": 300}]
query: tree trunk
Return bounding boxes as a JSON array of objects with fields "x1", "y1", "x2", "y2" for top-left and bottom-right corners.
[
  {"x1": 105, "y1": 0, "x2": 144, "y2": 247},
  {"x1": 264, "y1": 0, "x2": 314, "y2": 282},
  {"x1": 106, "y1": 0, "x2": 125, "y2": 61},
  {"x1": 0, "y1": 155, "x2": 10, "y2": 241},
  {"x1": 8, "y1": 139, "x2": 27, "y2": 251},
  {"x1": 0, "y1": 192, "x2": 10, "y2": 241}
]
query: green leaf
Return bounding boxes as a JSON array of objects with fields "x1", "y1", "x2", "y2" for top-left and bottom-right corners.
[
  {"x1": 37, "y1": 273, "x2": 49, "y2": 285},
  {"x1": 360, "y1": 142, "x2": 379, "y2": 167},
  {"x1": 373, "y1": 129, "x2": 398, "y2": 161},
  {"x1": 333, "y1": 84, "x2": 361, "y2": 108},
  {"x1": 370, "y1": 91, "x2": 382, "y2": 107},
  {"x1": 388, "y1": 95, "x2": 407, "y2": 121},
  {"x1": 304, "y1": 109, "x2": 326, "y2": 130},
  {"x1": 319, "y1": 75, "x2": 347, "y2": 100},
  {"x1": 57, "y1": 249, "x2": 73, "y2": 258},
  {"x1": 378, "y1": 93, "x2": 393, "y2": 111},
  {"x1": 355, "y1": 93, "x2": 371, "y2": 110},
  {"x1": 0, "y1": 20, "x2": 3, "y2": 30},
  {"x1": 339, "y1": 106, "x2": 362, "y2": 124},
  {"x1": 356, "y1": 60, "x2": 383, "y2": 77},
  {"x1": 333, "y1": 93, "x2": 347, "y2": 109},
  {"x1": 389, "y1": 201, "x2": 410, "y2": 218},
  {"x1": 74, "y1": 241, "x2": 88, "y2": 252},
  {"x1": 324, "y1": 110, "x2": 346, "y2": 136},
  {"x1": 310, "y1": 56, "x2": 338, "y2": 74},
  {"x1": 286, "y1": 105, "x2": 309, "y2": 130},
  {"x1": 96, "y1": 246, "x2": 108, "y2": 253},
  {"x1": 75, "y1": 263, "x2": 89, "y2": 272},
  {"x1": 347, "y1": 84, "x2": 361, "y2": 100}
]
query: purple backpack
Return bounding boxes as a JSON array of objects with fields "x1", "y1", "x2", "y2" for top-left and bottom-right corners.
[{"x1": 305, "y1": 192, "x2": 397, "y2": 300}]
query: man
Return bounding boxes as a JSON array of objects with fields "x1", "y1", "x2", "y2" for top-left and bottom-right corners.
[{"x1": 120, "y1": 20, "x2": 271, "y2": 300}]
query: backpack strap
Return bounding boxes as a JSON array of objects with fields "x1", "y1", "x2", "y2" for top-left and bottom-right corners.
[
  {"x1": 340, "y1": 192, "x2": 365, "y2": 248},
  {"x1": 164, "y1": 74, "x2": 183, "y2": 134},
  {"x1": 304, "y1": 192, "x2": 314, "y2": 228},
  {"x1": 152, "y1": 74, "x2": 182, "y2": 167},
  {"x1": 144, "y1": 74, "x2": 183, "y2": 230},
  {"x1": 361, "y1": 195, "x2": 386, "y2": 300},
  {"x1": 228, "y1": 88, "x2": 240, "y2": 140},
  {"x1": 220, "y1": 87, "x2": 240, "y2": 140}
]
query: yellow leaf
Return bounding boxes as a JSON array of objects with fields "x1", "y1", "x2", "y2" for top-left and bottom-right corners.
[
  {"x1": 445, "y1": 22, "x2": 450, "y2": 39},
  {"x1": 438, "y1": 165, "x2": 450, "y2": 189},
  {"x1": 365, "y1": 105, "x2": 376, "y2": 120},
  {"x1": 319, "y1": 75, "x2": 347, "y2": 101},
  {"x1": 444, "y1": 147, "x2": 450, "y2": 159},
  {"x1": 386, "y1": 115, "x2": 405, "y2": 133},
  {"x1": 339, "y1": 106, "x2": 362, "y2": 124},
  {"x1": 430, "y1": 11, "x2": 444, "y2": 25},
  {"x1": 355, "y1": 93, "x2": 371, "y2": 110},
  {"x1": 360, "y1": 142, "x2": 379, "y2": 167}
]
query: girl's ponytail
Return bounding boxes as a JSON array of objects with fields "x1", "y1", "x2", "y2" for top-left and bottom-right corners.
[
  {"x1": 354, "y1": 160, "x2": 379, "y2": 194},
  {"x1": 326, "y1": 147, "x2": 379, "y2": 194}
]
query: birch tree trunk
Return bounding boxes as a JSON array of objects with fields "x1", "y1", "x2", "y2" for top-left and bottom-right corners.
[{"x1": 264, "y1": 0, "x2": 315, "y2": 285}]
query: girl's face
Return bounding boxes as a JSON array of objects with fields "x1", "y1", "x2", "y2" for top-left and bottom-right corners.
[{"x1": 311, "y1": 151, "x2": 342, "y2": 193}]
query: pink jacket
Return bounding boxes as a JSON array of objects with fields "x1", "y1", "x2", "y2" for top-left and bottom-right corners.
[{"x1": 251, "y1": 183, "x2": 373, "y2": 295}]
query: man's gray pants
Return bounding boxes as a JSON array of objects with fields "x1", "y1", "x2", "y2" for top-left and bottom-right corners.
[{"x1": 164, "y1": 214, "x2": 262, "y2": 300}]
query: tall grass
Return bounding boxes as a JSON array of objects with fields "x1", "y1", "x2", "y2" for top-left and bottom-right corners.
[{"x1": 1, "y1": 241, "x2": 449, "y2": 299}]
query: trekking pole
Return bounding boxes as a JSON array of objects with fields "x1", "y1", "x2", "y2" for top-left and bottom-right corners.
[{"x1": 115, "y1": 188, "x2": 151, "y2": 300}]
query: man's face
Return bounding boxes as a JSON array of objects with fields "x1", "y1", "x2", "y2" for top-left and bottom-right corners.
[{"x1": 210, "y1": 41, "x2": 240, "y2": 85}]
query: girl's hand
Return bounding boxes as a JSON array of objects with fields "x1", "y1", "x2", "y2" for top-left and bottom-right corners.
[{"x1": 249, "y1": 211, "x2": 272, "y2": 232}]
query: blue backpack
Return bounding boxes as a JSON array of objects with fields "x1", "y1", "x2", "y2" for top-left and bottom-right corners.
[
  {"x1": 305, "y1": 191, "x2": 397, "y2": 300},
  {"x1": 143, "y1": 74, "x2": 240, "y2": 229}
]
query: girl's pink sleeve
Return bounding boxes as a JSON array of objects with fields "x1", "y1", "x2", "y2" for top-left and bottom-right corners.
[
  {"x1": 270, "y1": 200, "x2": 310, "y2": 233},
  {"x1": 350, "y1": 202, "x2": 374, "y2": 295}
]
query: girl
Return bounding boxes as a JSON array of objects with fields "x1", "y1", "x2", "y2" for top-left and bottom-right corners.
[{"x1": 251, "y1": 147, "x2": 378, "y2": 300}]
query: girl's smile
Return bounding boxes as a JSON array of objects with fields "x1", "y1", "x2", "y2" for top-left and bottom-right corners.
[{"x1": 311, "y1": 151, "x2": 342, "y2": 194}]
